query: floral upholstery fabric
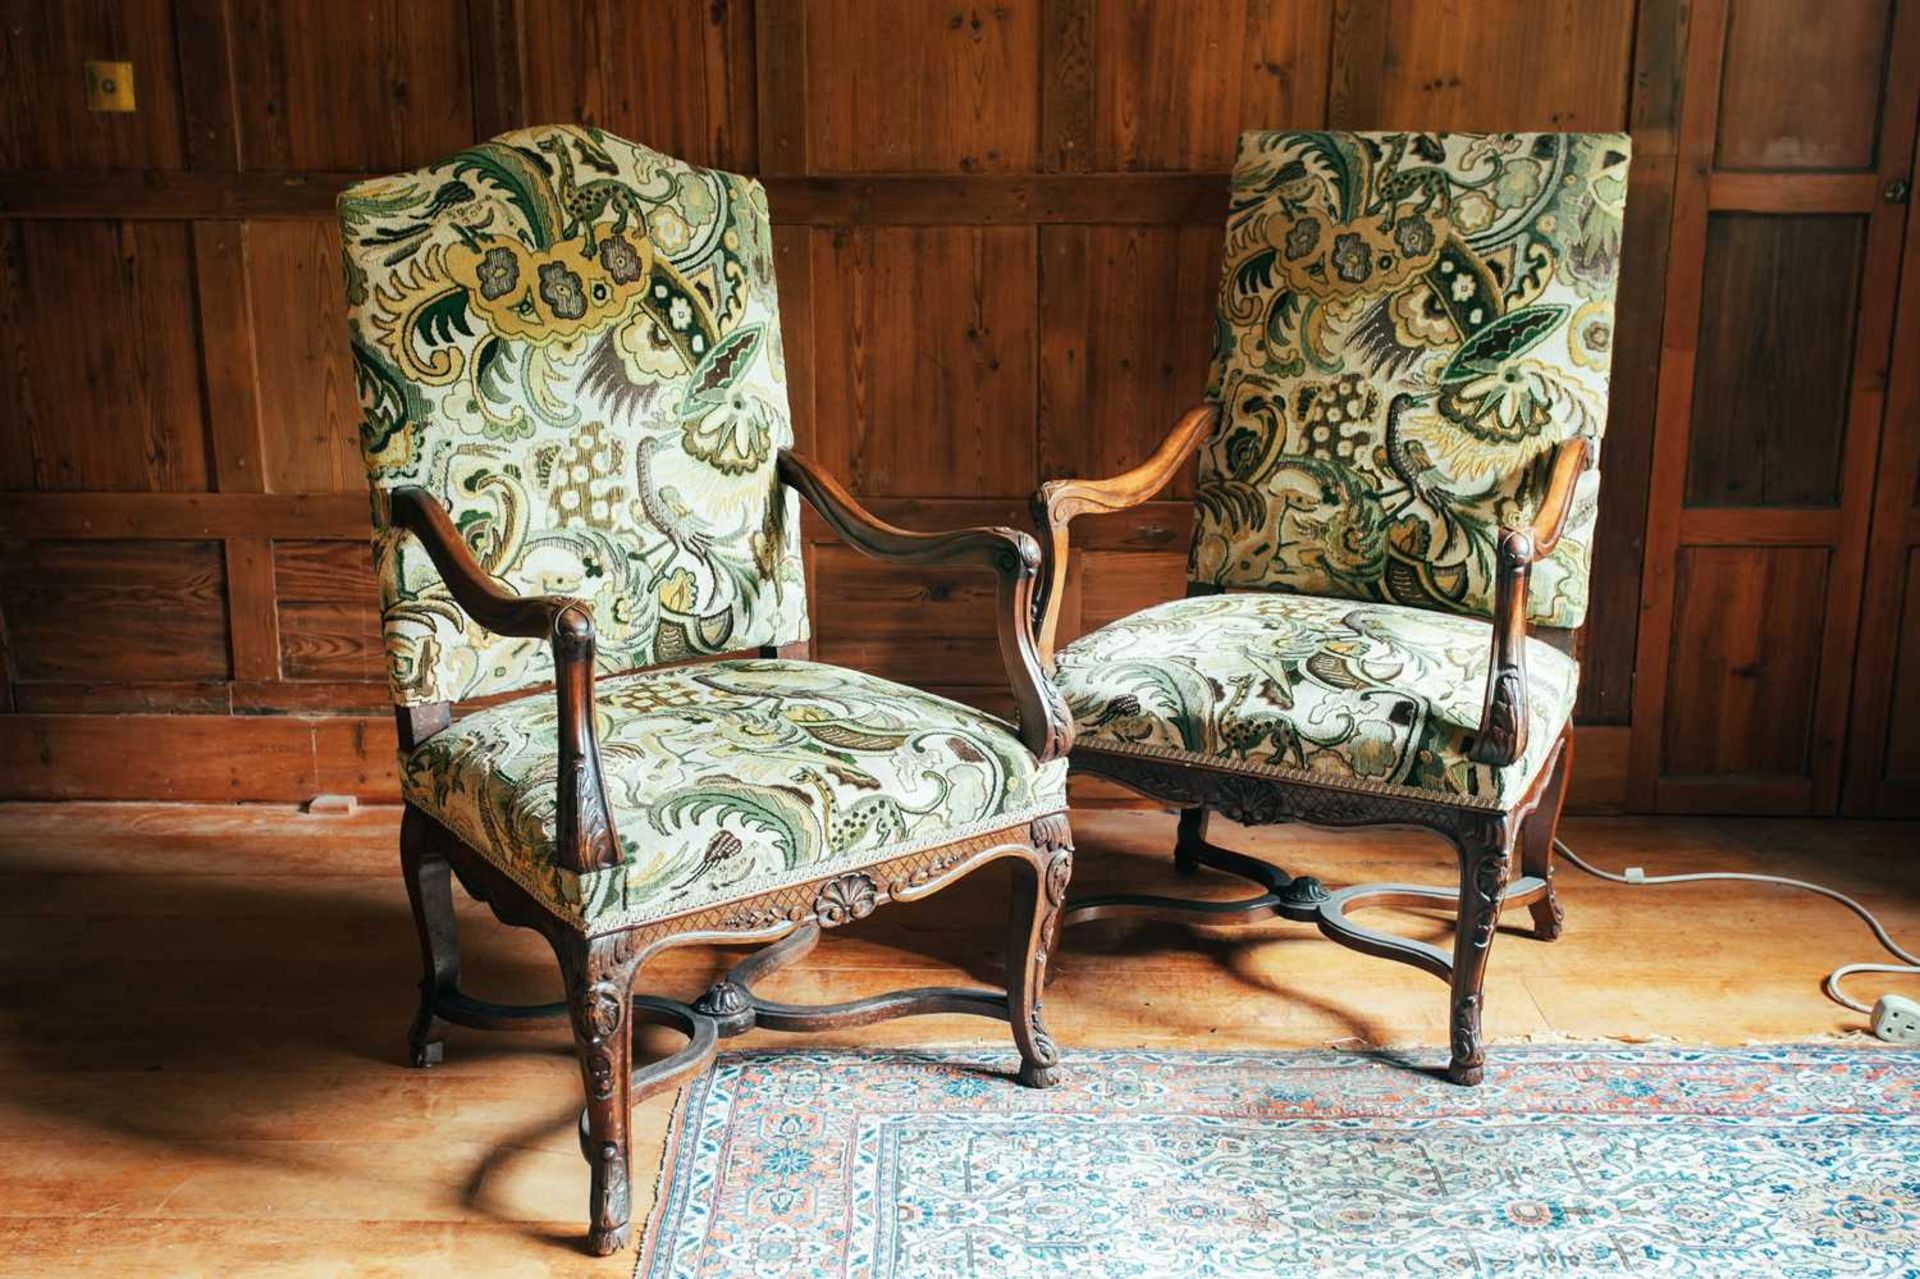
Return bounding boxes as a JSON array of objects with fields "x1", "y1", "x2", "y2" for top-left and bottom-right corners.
[
  {"x1": 1055, "y1": 594, "x2": 1577, "y2": 809},
  {"x1": 1193, "y1": 131, "x2": 1631, "y2": 628},
  {"x1": 338, "y1": 126, "x2": 807, "y2": 706},
  {"x1": 404, "y1": 659, "x2": 1069, "y2": 934}
]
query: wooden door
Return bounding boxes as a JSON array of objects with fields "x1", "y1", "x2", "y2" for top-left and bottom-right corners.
[
  {"x1": 1630, "y1": 0, "x2": 1920, "y2": 813},
  {"x1": 1846, "y1": 120, "x2": 1920, "y2": 814}
]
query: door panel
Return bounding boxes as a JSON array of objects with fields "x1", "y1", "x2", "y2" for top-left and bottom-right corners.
[
  {"x1": 1715, "y1": 0, "x2": 1892, "y2": 171},
  {"x1": 1683, "y1": 214, "x2": 1864, "y2": 507},
  {"x1": 1631, "y1": 0, "x2": 1920, "y2": 813}
]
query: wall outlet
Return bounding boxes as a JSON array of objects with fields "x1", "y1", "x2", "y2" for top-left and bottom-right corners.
[
  {"x1": 1870, "y1": 994, "x2": 1920, "y2": 1044},
  {"x1": 85, "y1": 60, "x2": 135, "y2": 112}
]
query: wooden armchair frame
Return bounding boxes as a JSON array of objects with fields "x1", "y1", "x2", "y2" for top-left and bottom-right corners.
[
  {"x1": 393, "y1": 450, "x2": 1073, "y2": 1254},
  {"x1": 1033, "y1": 406, "x2": 1588, "y2": 1086}
]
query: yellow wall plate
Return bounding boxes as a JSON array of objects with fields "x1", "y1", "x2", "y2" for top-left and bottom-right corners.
[{"x1": 85, "y1": 61, "x2": 135, "y2": 112}]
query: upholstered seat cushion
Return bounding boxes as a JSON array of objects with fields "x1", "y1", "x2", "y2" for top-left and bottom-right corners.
[
  {"x1": 1055, "y1": 593, "x2": 1577, "y2": 810},
  {"x1": 404, "y1": 659, "x2": 1067, "y2": 934}
]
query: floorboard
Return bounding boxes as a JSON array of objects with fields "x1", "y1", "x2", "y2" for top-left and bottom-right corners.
[{"x1": 0, "y1": 803, "x2": 1914, "y2": 1275}]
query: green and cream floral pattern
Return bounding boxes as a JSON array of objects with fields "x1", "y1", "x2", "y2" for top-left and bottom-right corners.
[
  {"x1": 1055, "y1": 594, "x2": 1577, "y2": 809},
  {"x1": 1193, "y1": 131, "x2": 1631, "y2": 627},
  {"x1": 405, "y1": 660, "x2": 1068, "y2": 933},
  {"x1": 338, "y1": 125, "x2": 807, "y2": 706}
]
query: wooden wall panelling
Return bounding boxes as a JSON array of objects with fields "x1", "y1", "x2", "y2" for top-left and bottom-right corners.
[
  {"x1": 0, "y1": 493, "x2": 369, "y2": 541},
  {"x1": 809, "y1": 225, "x2": 1038, "y2": 497},
  {"x1": 0, "y1": 540, "x2": 232, "y2": 685},
  {"x1": 1631, "y1": 0, "x2": 1920, "y2": 813},
  {"x1": 228, "y1": 0, "x2": 474, "y2": 172},
  {"x1": 467, "y1": 0, "x2": 526, "y2": 138},
  {"x1": 1086, "y1": 0, "x2": 1334, "y2": 171},
  {"x1": 1581, "y1": 0, "x2": 1687, "y2": 723},
  {"x1": 1631, "y1": 0, "x2": 1730, "y2": 806},
  {"x1": 272, "y1": 540, "x2": 380, "y2": 682},
  {"x1": 179, "y1": 10, "x2": 288, "y2": 694},
  {"x1": 0, "y1": 565, "x2": 12, "y2": 713},
  {"x1": 755, "y1": 0, "x2": 811, "y2": 175},
  {"x1": 1326, "y1": 0, "x2": 1637, "y2": 131},
  {"x1": 801, "y1": 0, "x2": 1041, "y2": 174},
  {"x1": 807, "y1": 544, "x2": 1010, "y2": 690},
  {"x1": 1040, "y1": 0, "x2": 1094, "y2": 173},
  {"x1": 1037, "y1": 224, "x2": 1222, "y2": 494},
  {"x1": 223, "y1": 537, "x2": 280, "y2": 681},
  {"x1": 1073, "y1": 548, "x2": 1189, "y2": 637},
  {"x1": 245, "y1": 221, "x2": 359, "y2": 494},
  {"x1": 0, "y1": 0, "x2": 1856, "y2": 818},
  {"x1": 0, "y1": 0, "x2": 186, "y2": 170},
  {"x1": 0, "y1": 712, "x2": 398, "y2": 801},
  {"x1": 0, "y1": 219, "x2": 209, "y2": 492},
  {"x1": 518, "y1": 0, "x2": 757, "y2": 168}
]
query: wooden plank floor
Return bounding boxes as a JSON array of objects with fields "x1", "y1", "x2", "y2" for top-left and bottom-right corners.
[{"x1": 1, "y1": 803, "x2": 1915, "y2": 1275}]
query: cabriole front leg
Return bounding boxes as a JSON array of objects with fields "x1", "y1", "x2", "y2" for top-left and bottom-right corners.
[
  {"x1": 1008, "y1": 820, "x2": 1073, "y2": 1089},
  {"x1": 560, "y1": 933, "x2": 640, "y2": 1255},
  {"x1": 1447, "y1": 815, "x2": 1514, "y2": 1086}
]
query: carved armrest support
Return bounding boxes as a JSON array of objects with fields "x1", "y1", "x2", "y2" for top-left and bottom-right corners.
[
  {"x1": 389, "y1": 486, "x2": 619, "y2": 874},
  {"x1": 1029, "y1": 403, "x2": 1219, "y2": 664},
  {"x1": 1470, "y1": 437, "x2": 1592, "y2": 768},
  {"x1": 777, "y1": 450, "x2": 1071, "y2": 763}
]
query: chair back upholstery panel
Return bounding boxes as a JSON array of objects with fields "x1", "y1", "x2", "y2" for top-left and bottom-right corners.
[
  {"x1": 1193, "y1": 130, "x2": 1631, "y2": 627},
  {"x1": 337, "y1": 125, "x2": 808, "y2": 706}
]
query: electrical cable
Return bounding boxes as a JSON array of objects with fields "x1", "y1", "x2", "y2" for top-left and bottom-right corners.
[{"x1": 1553, "y1": 838, "x2": 1920, "y2": 1015}]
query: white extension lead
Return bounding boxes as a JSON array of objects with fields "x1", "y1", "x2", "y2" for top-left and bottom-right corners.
[{"x1": 1553, "y1": 838, "x2": 1920, "y2": 1042}]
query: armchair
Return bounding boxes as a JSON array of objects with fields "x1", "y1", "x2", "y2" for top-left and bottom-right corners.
[
  {"x1": 338, "y1": 126, "x2": 1072, "y2": 1255},
  {"x1": 1034, "y1": 130, "x2": 1630, "y2": 1085}
]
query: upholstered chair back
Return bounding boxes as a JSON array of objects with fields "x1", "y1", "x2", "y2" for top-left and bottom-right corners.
[
  {"x1": 1192, "y1": 130, "x2": 1631, "y2": 627},
  {"x1": 337, "y1": 125, "x2": 807, "y2": 706}
]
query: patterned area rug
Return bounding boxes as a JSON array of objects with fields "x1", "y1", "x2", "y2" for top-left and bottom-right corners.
[{"x1": 639, "y1": 1046, "x2": 1919, "y2": 1278}]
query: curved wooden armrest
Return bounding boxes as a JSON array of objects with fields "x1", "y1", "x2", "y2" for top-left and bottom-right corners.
[
  {"x1": 777, "y1": 450, "x2": 1071, "y2": 762},
  {"x1": 390, "y1": 487, "x2": 584, "y2": 638},
  {"x1": 1470, "y1": 436, "x2": 1592, "y2": 768},
  {"x1": 1029, "y1": 403, "x2": 1219, "y2": 664},
  {"x1": 389, "y1": 486, "x2": 619, "y2": 873}
]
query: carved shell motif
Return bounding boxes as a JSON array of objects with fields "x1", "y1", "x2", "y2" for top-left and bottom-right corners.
[
  {"x1": 575, "y1": 980, "x2": 626, "y2": 1042},
  {"x1": 813, "y1": 873, "x2": 878, "y2": 927}
]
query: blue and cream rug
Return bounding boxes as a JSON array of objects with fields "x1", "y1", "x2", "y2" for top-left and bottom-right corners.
[{"x1": 638, "y1": 1045, "x2": 1919, "y2": 1277}]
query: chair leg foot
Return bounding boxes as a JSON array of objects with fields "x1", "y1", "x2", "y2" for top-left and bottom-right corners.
[
  {"x1": 1016, "y1": 1059, "x2": 1060, "y2": 1089},
  {"x1": 1446, "y1": 1059, "x2": 1484, "y2": 1088},
  {"x1": 1008, "y1": 836, "x2": 1072, "y2": 1090},
  {"x1": 407, "y1": 1014, "x2": 444, "y2": 1068},
  {"x1": 582, "y1": 1139, "x2": 632, "y2": 1256},
  {"x1": 1528, "y1": 897, "x2": 1565, "y2": 943},
  {"x1": 586, "y1": 1221, "x2": 631, "y2": 1258}
]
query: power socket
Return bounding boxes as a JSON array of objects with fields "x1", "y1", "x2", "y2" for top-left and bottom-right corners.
[{"x1": 1870, "y1": 994, "x2": 1920, "y2": 1044}]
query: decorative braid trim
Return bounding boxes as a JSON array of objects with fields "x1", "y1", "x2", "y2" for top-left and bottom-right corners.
[
  {"x1": 1073, "y1": 739, "x2": 1557, "y2": 812},
  {"x1": 418, "y1": 795, "x2": 1069, "y2": 937},
  {"x1": 582, "y1": 806, "x2": 1066, "y2": 936}
]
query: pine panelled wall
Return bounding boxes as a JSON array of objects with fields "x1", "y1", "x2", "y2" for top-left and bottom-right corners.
[{"x1": 0, "y1": 0, "x2": 1915, "y2": 815}]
